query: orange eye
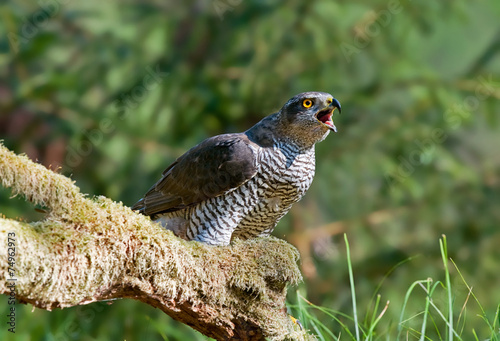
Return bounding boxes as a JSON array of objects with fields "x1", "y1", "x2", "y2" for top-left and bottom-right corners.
[{"x1": 302, "y1": 99, "x2": 313, "y2": 108}]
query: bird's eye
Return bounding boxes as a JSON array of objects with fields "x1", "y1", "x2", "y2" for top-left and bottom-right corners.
[{"x1": 302, "y1": 99, "x2": 313, "y2": 108}]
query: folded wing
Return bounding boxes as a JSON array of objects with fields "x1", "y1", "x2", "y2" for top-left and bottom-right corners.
[{"x1": 132, "y1": 133, "x2": 258, "y2": 216}]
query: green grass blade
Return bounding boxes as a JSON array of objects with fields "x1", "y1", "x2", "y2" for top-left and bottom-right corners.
[
  {"x1": 439, "y1": 235, "x2": 454, "y2": 341},
  {"x1": 296, "y1": 293, "x2": 357, "y2": 340},
  {"x1": 366, "y1": 298, "x2": 389, "y2": 340},
  {"x1": 398, "y1": 279, "x2": 433, "y2": 339},
  {"x1": 344, "y1": 233, "x2": 360, "y2": 341}
]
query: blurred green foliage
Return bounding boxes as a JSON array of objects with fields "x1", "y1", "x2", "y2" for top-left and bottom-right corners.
[{"x1": 1, "y1": 0, "x2": 500, "y2": 339}]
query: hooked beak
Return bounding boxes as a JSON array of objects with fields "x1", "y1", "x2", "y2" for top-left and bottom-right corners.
[{"x1": 315, "y1": 98, "x2": 341, "y2": 132}]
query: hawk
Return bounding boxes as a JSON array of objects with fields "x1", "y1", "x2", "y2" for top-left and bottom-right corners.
[{"x1": 132, "y1": 92, "x2": 341, "y2": 245}]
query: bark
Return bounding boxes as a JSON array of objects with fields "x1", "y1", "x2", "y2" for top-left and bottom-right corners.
[{"x1": 0, "y1": 144, "x2": 310, "y2": 340}]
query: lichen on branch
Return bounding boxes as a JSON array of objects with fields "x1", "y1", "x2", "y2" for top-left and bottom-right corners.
[{"x1": 0, "y1": 143, "x2": 310, "y2": 340}]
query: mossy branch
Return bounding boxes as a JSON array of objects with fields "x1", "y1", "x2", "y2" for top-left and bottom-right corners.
[{"x1": 0, "y1": 143, "x2": 310, "y2": 340}]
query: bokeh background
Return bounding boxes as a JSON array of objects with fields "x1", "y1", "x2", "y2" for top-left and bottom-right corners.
[{"x1": 1, "y1": 0, "x2": 499, "y2": 339}]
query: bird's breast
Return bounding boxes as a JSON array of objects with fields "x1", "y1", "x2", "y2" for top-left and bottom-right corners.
[{"x1": 254, "y1": 144, "x2": 316, "y2": 202}]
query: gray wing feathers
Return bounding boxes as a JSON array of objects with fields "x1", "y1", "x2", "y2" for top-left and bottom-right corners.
[{"x1": 132, "y1": 133, "x2": 258, "y2": 216}]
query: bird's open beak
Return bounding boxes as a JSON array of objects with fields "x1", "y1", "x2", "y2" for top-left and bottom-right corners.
[{"x1": 315, "y1": 98, "x2": 341, "y2": 132}]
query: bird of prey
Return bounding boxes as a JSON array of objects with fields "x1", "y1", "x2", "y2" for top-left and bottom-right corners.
[{"x1": 132, "y1": 92, "x2": 341, "y2": 246}]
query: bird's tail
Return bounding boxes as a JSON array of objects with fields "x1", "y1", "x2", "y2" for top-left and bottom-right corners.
[{"x1": 131, "y1": 198, "x2": 145, "y2": 213}]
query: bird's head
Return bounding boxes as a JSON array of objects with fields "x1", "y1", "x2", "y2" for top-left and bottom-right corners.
[{"x1": 279, "y1": 92, "x2": 342, "y2": 147}]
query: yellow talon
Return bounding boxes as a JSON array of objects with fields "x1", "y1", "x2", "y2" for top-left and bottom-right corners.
[{"x1": 289, "y1": 315, "x2": 304, "y2": 330}]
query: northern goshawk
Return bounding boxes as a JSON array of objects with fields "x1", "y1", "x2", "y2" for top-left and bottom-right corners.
[{"x1": 132, "y1": 92, "x2": 341, "y2": 245}]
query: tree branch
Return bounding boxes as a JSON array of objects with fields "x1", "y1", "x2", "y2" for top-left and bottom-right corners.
[{"x1": 0, "y1": 143, "x2": 310, "y2": 340}]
